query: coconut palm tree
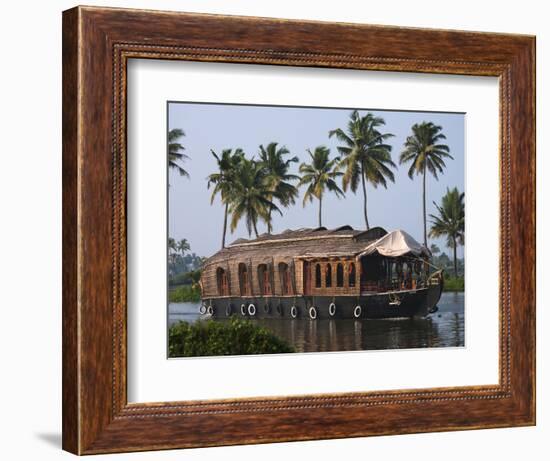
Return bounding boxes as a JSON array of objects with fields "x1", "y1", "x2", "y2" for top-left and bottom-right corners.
[
  {"x1": 168, "y1": 128, "x2": 189, "y2": 178},
  {"x1": 168, "y1": 237, "x2": 177, "y2": 254},
  {"x1": 430, "y1": 243, "x2": 441, "y2": 256},
  {"x1": 258, "y1": 142, "x2": 300, "y2": 233},
  {"x1": 167, "y1": 237, "x2": 178, "y2": 274},
  {"x1": 399, "y1": 121, "x2": 453, "y2": 247},
  {"x1": 177, "y1": 238, "x2": 190, "y2": 256},
  {"x1": 207, "y1": 148, "x2": 245, "y2": 248},
  {"x1": 329, "y1": 110, "x2": 396, "y2": 229},
  {"x1": 229, "y1": 158, "x2": 281, "y2": 238},
  {"x1": 298, "y1": 146, "x2": 344, "y2": 227},
  {"x1": 429, "y1": 187, "x2": 465, "y2": 277}
]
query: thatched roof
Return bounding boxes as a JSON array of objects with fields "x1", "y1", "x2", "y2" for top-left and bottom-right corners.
[{"x1": 204, "y1": 226, "x2": 389, "y2": 266}]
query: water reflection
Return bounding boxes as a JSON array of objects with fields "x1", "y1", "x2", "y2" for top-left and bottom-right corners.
[{"x1": 168, "y1": 292, "x2": 464, "y2": 353}]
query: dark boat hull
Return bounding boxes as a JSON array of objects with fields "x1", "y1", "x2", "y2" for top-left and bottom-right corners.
[{"x1": 202, "y1": 284, "x2": 442, "y2": 320}]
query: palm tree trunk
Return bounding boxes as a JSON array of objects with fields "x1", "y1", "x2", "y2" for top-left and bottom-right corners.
[
  {"x1": 267, "y1": 208, "x2": 272, "y2": 234},
  {"x1": 453, "y1": 236, "x2": 458, "y2": 277},
  {"x1": 422, "y1": 164, "x2": 427, "y2": 247},
  {"x1": 318, "y1": 196, "x2": 322, "y2": 227},
  {"x1": 253, "y1": 221, "x2": 259, "y2": 238},
  {"x1": 221, "y1": 202, "x2": 228, "y2": 248},
  {"x1": 361, "y1": 170, "x2": 370, "y2": 230}
]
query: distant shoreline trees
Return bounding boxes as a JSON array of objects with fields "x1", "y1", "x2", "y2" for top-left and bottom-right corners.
[{"x1": 168, "y1": 237, "x2": 203, "y2": 281}]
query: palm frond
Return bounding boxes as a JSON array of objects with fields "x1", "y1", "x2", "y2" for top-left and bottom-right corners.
[
  {"x1": 167, "y1": 128, "x2": 189, "y2": 178},
  {"x1": 400, "y1": 121, "x2": 452, "y2": 181}
]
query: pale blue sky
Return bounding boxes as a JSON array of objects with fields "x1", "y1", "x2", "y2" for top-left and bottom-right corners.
[{"x1": 168, "y1": 102, "x2": 464, "y2": 259}]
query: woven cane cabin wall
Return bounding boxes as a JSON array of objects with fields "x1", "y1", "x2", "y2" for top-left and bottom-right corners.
[
  {"x1": 304, "y1": 257, "x2": 360, "y2": 297},
  {"x1": 200, "y1": 227, "x2": 387, "y2": 299}
]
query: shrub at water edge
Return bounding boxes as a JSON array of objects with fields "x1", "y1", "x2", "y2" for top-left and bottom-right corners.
[
  {"x1": 443, "y1": 276, "x2": 464, "y2": 292},
  {"x1": 169, "y1": 318, "x2": 295, "y2": 357}
]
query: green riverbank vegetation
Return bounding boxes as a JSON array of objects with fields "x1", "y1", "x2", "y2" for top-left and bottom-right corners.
[
  {"x1": 169, "y1": 285, "x2": 201, "y2": 303},
  {"x1": 168, "y1": 235, "x2": 204, "y2": 302},
  {"x1": 443, "y1": 275, "x2": 465, "y2": 292},
  {"x1": 169, "y1": 318, "x2": 295, "y2": 357}
]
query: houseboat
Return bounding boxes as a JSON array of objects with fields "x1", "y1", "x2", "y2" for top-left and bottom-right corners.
[{"x1": 199, "y1": 226, "x2": 443, "y2": 319}]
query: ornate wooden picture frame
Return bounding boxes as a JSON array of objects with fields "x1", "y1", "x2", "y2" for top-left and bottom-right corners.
[{"x1": 62, "y1": 6, "x2": 535, "y2": 455}]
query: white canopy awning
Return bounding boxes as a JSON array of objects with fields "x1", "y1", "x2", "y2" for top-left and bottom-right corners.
[{"x1": 359, "y1": 230, "x2": 431, "y2": 258}]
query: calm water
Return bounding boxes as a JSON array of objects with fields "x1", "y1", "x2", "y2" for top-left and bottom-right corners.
[{"x1": 168, "y1": 292, "x2": 464, "y2": 353}]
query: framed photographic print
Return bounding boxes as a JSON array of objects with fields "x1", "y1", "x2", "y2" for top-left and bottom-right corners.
[{"x1": 62, "y1": 6, "x2": 535, "y2": 455}]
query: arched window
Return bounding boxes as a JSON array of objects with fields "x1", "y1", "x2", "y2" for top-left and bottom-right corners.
[
  {"x1": 325, "y1": 263, "x2": 332, "y2": 288},
  {"x1": 258, "y1": 264, "x2": 272, "y2": 295},
  {"x1": 315, "y1": 263, "x2": 322, "y2": 288},
  {"x1": 217, "y1": 267, "x2": 229, "y2": 296},
  {"x1": 348, "y1": 262, "x2": 356, "y2": 287},
  {"x1": 238, "y1": 263, "x2": 250, "y2": 296},
  {"x1": 336, "y1": 263, "x2": 344, "y2": 287},
  {"x1": 278, "y1": 262, "x2": 293, "y2": 295}
]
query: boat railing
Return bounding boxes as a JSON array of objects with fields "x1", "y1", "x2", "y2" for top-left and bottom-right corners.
[
  {"x1": 360, "y1": 270, "x2": 443, "y2": 295},
  {"x1": 360, "y1": 278, "x2": 423, "y2": 295}
]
